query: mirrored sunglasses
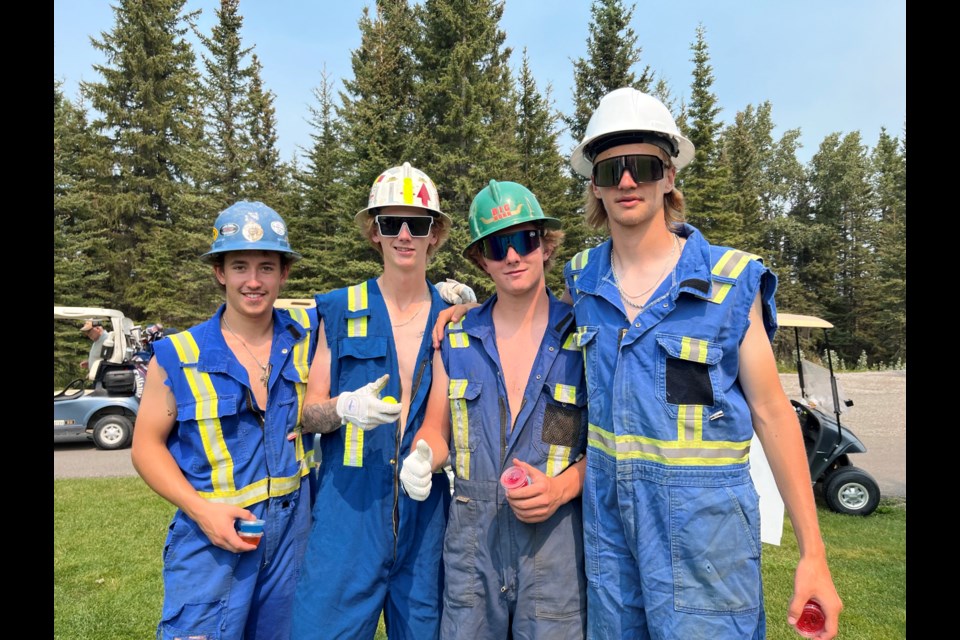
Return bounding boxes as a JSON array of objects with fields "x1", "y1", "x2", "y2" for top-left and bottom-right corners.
[
  {"x1": 592, "y1": 154, "x2": 665, "y2": 187},
  {"x1": 375, "y1": 215, "x2": 434, "y2": 238},
  {"x1": 481, "y1": 228, "x2": 542, "y2": 261}
]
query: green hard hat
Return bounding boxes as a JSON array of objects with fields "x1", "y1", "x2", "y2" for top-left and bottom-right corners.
[{"x1": 465, "y1": 180, "x2": 561, "y2": 256}]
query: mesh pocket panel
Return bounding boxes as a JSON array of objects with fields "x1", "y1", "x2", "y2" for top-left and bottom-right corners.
[{"x1": 542, "y1": 403, "x2": 581, "y2": 447}]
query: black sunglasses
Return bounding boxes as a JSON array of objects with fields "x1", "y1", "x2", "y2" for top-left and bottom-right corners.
[
  {"x1": 481, "y1": 228, "x2": 542, "y2": 261},
  {"x1": 375, "y1": 215, "x2": 434, "y2": 238},
  {"x1": 592, "y1": 154, "x2": 665, "y2": 187}
]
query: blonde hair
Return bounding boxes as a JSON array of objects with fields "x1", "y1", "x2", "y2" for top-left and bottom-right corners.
[
  {"x1": 583, "y1": 154, "x2": 686, "y2": 231},
  {"x1": 358, "y1": 211, "x2": 451, "y2": 259}
]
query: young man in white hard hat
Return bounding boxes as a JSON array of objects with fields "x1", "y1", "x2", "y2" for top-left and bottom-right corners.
[
  {"x1": 401, "y1": 180, "x2": 588, "y2": 639},
  {"x1": 132, "y1": 201, "x2": 318, "y2": 640},
  {"x1": 292, "y1": 163, "x2": 474, "y2": 640},
  {"x1": 562, "y1": 87, "x2": 842, "y2": 639}
]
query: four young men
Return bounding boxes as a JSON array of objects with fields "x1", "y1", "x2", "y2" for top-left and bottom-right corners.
[{"x1": 132, "y1": 88, "x2": 841, "y2": 640}]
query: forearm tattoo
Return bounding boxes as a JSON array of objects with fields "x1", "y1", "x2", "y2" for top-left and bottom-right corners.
[{"x1": 301, "y1": 399, "x2": 342, "y2": 434}]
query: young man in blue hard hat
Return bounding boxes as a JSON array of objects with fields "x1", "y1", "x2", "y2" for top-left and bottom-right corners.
[
  {"x1": 401, "y1": 180, "x2": 588, "y2": 639},
  {"x1": 562, "y1": 87, "x2": 842, "y2": 639},
  {"x1": 292, "y1": 163, "x2": 475, "y2": 640},
  {"x1": 132, "y1": 201, "x2": 318, "y2": 640}
]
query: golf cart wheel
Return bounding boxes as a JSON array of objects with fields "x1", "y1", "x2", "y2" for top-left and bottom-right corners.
[
  {"x1": 92, "y1": 414, "x2": 134, "y2": 450},
  {"x1": 823, "y1": 466, "x2": 880, "y2": 516}
]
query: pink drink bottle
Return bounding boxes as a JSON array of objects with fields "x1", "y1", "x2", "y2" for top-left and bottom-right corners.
[{"x1": 500, "y1": 466, "x2": 531, "y2": 490}]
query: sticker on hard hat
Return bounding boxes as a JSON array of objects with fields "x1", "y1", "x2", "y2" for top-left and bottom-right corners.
[
  {"x1": 242, "y1": 222, "x2": 264, "y2": 242},
  {"x1": 211, "y1": 228, "x2": 219, "y2": 242},
  {"x1": 271, "y1": 221, "x2": 287, "y2": 236},
  {"x1": 221, "y1": 223, "x2": 240, "y2": 236},
  {"x1": 482, "y1": 203, "x2": 523, "y2": 225}
]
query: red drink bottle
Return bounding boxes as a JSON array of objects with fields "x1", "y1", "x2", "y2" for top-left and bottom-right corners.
[{"x1": 795, "y1": 600, "x2": 825, "y2": 637}]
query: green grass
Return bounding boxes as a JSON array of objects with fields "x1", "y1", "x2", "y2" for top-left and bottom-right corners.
[{"x1": 55, "y1": 478, "x2": 904, "y2": 639}]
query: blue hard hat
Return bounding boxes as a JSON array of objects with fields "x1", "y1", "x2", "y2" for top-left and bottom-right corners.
[{"x1": 202, "y1": 201, "x2": 302, "y2": 262}]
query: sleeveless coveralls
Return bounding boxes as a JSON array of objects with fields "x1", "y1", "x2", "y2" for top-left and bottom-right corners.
[
  {"x1": 152, "y1": 304, "x2": 317, "y2": 640},
  {"x1": 563, "y1": 224, "x2": 779, "y2": 640},
  {"x1": 440, "y1": 291, "x2": 588, "y2": 640},
  {"x1": 292, "y1": 279, "x2": 452, "y2": 640}
]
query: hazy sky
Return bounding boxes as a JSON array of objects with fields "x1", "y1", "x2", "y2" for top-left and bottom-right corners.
[{"x1": 54, "y1": 0, "x2": 906, "y2": 165}]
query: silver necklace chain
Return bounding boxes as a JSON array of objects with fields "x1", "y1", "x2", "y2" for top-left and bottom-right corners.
[
  {"x1": 611, "y1": 233, "x2": 680, "y2": 309},
  {"x1": 221, "y1": 315, "x2": 272, "y2": 387},
  {"x1": 390, "y1": 298, "x2": 427, "y2": 328}
]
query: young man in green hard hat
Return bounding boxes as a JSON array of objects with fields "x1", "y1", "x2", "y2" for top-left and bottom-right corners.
[{"x1": 401, "y1": 180, "x2": 588, "y2": 639}]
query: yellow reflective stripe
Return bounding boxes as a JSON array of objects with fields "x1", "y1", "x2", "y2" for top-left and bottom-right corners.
[
  {"x1": 572, "y1": 248, "x2": 591, "y2": 270},
  {"x1": 403, "y1": 176, "x2": 414, "y2": 205},
  {"x1": 286, "y1": 308, "x2": 312, "y2": 380},
  {"x1": 587, "y1": 424, "x2": 751, "y2": 466},
  {"x1": 347, "y1": 283, "x2": 369, "y2": 337},
  {"x1": 347, "y1": 282, "x2": 368, "y2": 311},
  {"x1": 553, "y1": 384, "x2": 577, "y2": 404},
  {"x1": 343, "y1": 423, "x2": 364, "y2": 467},
  {"x1": 546, "y1": 444, "x2": 571, "y2": 477},
  {"x1": 713, "y1": 249, "x2": 758, "y2": 279},
  {"x1": 679, "y1": 337, "x2": 708, "y2": 363},
  {"x1": 708, "y1": 281, "x2": 733, "y2": 304},
  {"x1": 449, "y1": 332, "x2": 470, "y2": 348},
  {"x1": 198, "y1": 470, "x2": 303, "y2": 507},
  {"x1": 562, "y1": 332, "x2": 579, "y2": 351},
  {"x1": 169, "y1": 332, "x2": 236, "y2": 493},
  {"x1": 449, "y1": 379, "x2": 470, "y2": 480},
  {"x1": 677, "y1": 404, "x2": 704, "y2": 442}
]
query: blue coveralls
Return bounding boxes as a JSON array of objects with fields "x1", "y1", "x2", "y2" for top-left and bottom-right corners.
[
  {"x1": 152, "y1": 304, "x2": 318, "y2": 640},
  {"x1": 292, "y1": 279, "x2": 452, "y2": 640},
  {"x1": 563, "y1": 225, "x2": 778, "y2": 640},
  {"x1": 440, "y1": 291, "x2": 588, "y2": 640}
]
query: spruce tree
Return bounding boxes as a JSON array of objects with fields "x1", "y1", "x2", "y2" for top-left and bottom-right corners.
[
  {"x1": 414, "y1": 0, "x2": 518, "y2": 288},
  {"x1": 680, "y1": 24, "x2": 738, "y2": 247},
  {"x1": 195, "y1": 0, "x2": 255, "y2": 203},
  {"x1": 81, "y1": 0, "x2": 204, "y2": 322},
  {"x1": 246, "y1": 53, "x2": 286, "y2": 204},
  {"x1": 805, "y1": 131, "x2": 875, "y2": 361},
  {"x1": 291, "y1": 65, "x2": 350, "y2": 295},
  {"x1": 514, "y1": 50, "x2": 579, "y2": 296},
  {"x1": 863, "y1": 127, "x2": 906, "y2": 366},
  {"x1": 565, "y1": 0, "x2": 652, "y2": 255}
]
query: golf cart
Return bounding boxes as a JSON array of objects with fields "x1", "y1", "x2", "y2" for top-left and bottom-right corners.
[
  {"x1": 778, "y1": 313, "x2": 881, "y2": 516},
  {"x1": 53, "y1": 306, "x2": 143, "y2": 450}
]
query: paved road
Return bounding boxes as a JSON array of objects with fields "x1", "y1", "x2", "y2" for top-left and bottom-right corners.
[{"x1": 54, "y1": 370, "x2": 906, "y2": 499}]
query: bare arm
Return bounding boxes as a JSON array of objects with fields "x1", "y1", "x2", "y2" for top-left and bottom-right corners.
[
  {"x1": 300, "y1": 318, "x2": 342, "y2": 434},
  {"x1": 431, "y1": 303, "x2": 481, "y2": 349},
  {"x1": 409, "y1": 349, "x2": 452, "y2": 468},
  {"x1": 131, "y1": 358, "x2": 255, "y2": 552},
  {"x1": 740, "y1": 294, "x2": 842, "y2": 639},
  {"x1": 507, "y1": 455, "x2": 586, "y2": 523}
]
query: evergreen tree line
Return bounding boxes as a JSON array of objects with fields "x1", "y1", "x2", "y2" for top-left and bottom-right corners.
[{"x1": 54, "y1": 0, "x2": 906, "y2": 371}]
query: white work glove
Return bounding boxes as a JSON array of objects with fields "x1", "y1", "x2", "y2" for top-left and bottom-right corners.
[
  {"x1": 437, "y1": 278, "x2": 478, "y2": 305},
  {"x1": 400, "y1": 439, "x2": 434, "y2": 501},
  {"x1": 335, "y1": 374, "x2": 402, "y2": 430}
]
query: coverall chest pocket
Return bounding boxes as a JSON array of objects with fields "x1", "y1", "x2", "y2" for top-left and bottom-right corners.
[
  {"x1": 176, "y1": 394, "x2": 247, "y2": 468},
  {"x1": 533, "y1": 382, "x2": 587, "y2": 467},
  {"x1": 448, "y1": 379, "x2": 481, "y2": 480},
  {"x1": 655, "y1": 333, "x2": 724, "y2": 415},
  {"x1": 336, "y1": 338, "x2": 388, "y2": 390}
]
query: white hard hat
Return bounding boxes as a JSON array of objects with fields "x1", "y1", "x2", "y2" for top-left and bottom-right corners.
[
  {"x1": 355, "y1": 162, "x2": 450, "y2": 223},
  {"x1": 570, "y1": 87, "x2": 695, "y2": 178}
]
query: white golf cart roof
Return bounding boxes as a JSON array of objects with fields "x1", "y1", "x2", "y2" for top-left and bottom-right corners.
[
  {"x1": 777, "y1": 313, "x2": 834, "y2": 329},
  {"x1": 54, "y1": 305, "x2": 141, "y2": 373},
  {"x1": 274, "y1": 298, "x2": 316, "y2": 309}
]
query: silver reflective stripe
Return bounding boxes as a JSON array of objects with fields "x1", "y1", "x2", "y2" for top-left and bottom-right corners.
[{"x1": 587, "y1": 424, "x2": 751, "y2": 465}]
